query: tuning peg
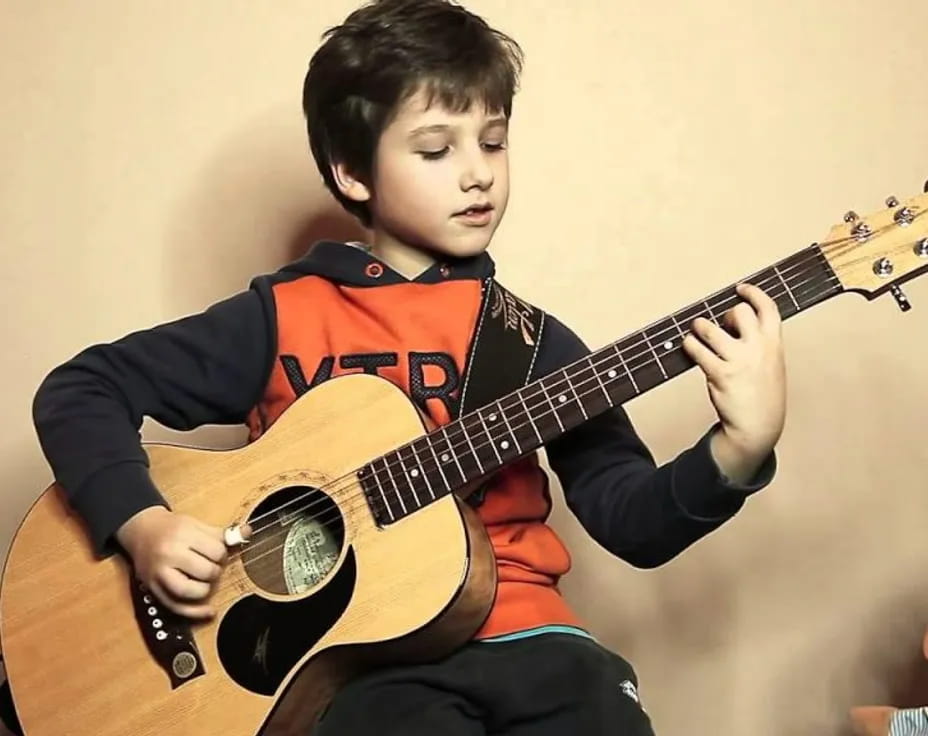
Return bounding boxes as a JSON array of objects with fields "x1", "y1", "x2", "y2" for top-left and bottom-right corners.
[
  {"x1": 844, "y1": 211, "x2": 859, "y2": 223},
  {"x1": 886, "y1": 196, "x2": 899, "y2": 208}
]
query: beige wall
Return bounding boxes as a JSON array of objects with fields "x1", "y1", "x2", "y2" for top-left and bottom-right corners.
[{"x1": 2, "y1": 1, "x2": 927, "y2": 733}]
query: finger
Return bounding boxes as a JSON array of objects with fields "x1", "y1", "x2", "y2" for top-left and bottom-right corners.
[
  {"x1": 724, "y1": 302, "x2": 760, "y2": 340},
  {"x1": 179, "y1": 549, "x2": 223, "y2": 583},
  {"x1": 690, "y1": 317, "x2": 738, "y2": 360},
  {"x1": 190, "y1": 525, "x2": 229, "y2": 564},
  {"x1": 682, "y1": 333, "x2": 725, "y2": 378},
  {"x1": 736, "y1": 283, "x2": 781, "y2": 331},
  {"x1": 159, "y1": 566, "x2": 213, "y2": 602},
  {"x1": 149, "y1": 578, "x2": 215, "y2": 620}
]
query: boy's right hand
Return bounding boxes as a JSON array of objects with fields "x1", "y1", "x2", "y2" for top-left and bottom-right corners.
[{"x1": 115, "y1": 506, "x2": 228, "y2": 619}]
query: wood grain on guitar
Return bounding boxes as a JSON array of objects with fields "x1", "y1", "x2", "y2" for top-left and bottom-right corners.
[{"x1": 1, "y1": 184, "x2": 926, "y2": 736}]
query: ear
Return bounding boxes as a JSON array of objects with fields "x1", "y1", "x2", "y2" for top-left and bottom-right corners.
[{"x1": 331, "y1": 161, "x2": 372, "y2": 203}]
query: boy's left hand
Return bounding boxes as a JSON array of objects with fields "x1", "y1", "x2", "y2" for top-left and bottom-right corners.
[{"x1": 682, "y1": 283, "x2": 786, "y2": 485}]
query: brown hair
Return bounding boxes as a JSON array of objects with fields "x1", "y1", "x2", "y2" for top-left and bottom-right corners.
[{"x1": 302, "y1": 0, "x2": 524, "y2": 226}]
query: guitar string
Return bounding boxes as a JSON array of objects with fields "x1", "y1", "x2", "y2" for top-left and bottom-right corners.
[
  {"x1": 204, "y1": 271, "x2": 848, "y2": 607},
  {"x1": 205, "y1": 272, "x2": 843, "y2": 599},
  {"x1": 235, "y1": 210, "x2": 928, "y2": 545},
  {"x1": 220, "y1": 224, "x2": 926, "y2": 573},
  {"x1": 199, "y1": 224, "x2": 926, "y2": 598},
  {"x1": 219, "y1": 224, "x2": 924, "y2": 567},
  {"x1": 207, "y1": 231, "x2": 924, "y2": 604},
  {"x1": 220, "y1": 239, "x2": 850, "y2": 548}
]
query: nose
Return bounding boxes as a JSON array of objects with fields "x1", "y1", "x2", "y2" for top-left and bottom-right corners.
[{"x1": 459, "y1": 145, "x2": 494, "y2": 191}]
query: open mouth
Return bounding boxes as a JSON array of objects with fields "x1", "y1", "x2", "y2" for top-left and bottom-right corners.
[{"x1": 454, "y1": 203, "x2": 494, "y2": 217}]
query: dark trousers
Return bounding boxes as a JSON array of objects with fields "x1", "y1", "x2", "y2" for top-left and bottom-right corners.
[
  {"x1": 315, "y1": 633, "x2": 655, "y2": 735},
  {"x1": 0, "y1": 677, "x2": 21, "y2": 736},
  {"x1": 0, "y1": 634, "x2": 654, "y2": 736}
]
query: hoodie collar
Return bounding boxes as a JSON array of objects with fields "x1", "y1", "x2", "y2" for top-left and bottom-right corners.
[{"x1": 278, "y1": 240, "x2": 496, "y2": 287}]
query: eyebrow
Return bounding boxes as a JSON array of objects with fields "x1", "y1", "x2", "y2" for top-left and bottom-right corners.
[{"x1": 408, "y1": 116, "x2": 509, "y2": 138}]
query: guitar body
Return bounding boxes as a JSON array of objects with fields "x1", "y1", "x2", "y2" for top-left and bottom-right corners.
[
  {"x1": 0, "y1": 374, "x2": 497, "y2": 736},
  {"x1": 4, "y1": 185, "x2": 927, "y2": 735}
]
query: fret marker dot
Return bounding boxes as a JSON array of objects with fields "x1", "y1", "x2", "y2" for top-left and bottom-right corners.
[
  {"x1": 500, "y1": 441, "x2": 510, "y2": 450},
  {"x1": 663, "y1": 341, "x2": 673, "y2": 350},
  {"x1": 488, "y1": 413, "x2": 497, "y2": 421},
  {"x1": 558, "y1": 395, "x2": 567, "y2": 403},
  {"x1": 441, "y1": 453, "x2": 450, "y2": 462},
  {"x1": 410, "y1": 469, "x2": 419, "y2": 478},
  {"x1": 608, "y1": 370, "x2": 617, "y2": 379}
]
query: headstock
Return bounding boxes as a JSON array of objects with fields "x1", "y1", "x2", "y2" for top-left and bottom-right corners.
[{"x1": 820, "y1": 181, "x2": 928, "y2": 311}]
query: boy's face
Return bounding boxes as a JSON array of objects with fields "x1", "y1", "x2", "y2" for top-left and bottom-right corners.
[{"x1": 339, "y1": 88, "x2": 510, "y2": 260}]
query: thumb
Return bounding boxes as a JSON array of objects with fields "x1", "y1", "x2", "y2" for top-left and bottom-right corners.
[{"x1": 220, "y1": 521, "x2": 253, "y2": 547}]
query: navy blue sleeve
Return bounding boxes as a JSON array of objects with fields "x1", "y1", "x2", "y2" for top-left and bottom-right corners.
[
  {"x1": 31, "y1": 283, "x2": 276, "y2": 556},
  {"x1": 534, "y1": 314, "x2": 776, "y2": 568}
]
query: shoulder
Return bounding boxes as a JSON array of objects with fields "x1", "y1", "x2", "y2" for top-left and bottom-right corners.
[{"x1": 532, "y1": 310, "x2": 590, "y2": 380}]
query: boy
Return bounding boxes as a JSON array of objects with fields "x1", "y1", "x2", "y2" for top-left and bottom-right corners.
[{"x1": 20, "y1": 0, "x2": 785, "y2": 733}]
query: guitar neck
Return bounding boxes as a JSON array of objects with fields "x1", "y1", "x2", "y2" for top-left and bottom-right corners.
[{"x1": 360, "y1": 243, "x2": 842, "y2": 525}]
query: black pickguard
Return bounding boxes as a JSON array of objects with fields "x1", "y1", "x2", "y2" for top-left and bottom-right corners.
[{"x1": 217, "y1": 548, "x2": 356, "y2": 696}]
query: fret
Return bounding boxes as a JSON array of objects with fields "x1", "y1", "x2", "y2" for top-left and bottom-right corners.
[
  {"x1": 498, "y1": 393, "x2": 540, "y2": 450},
  {"x1": 438, "y1": 425, "x2": 471, "y2": 487},
  {"x1": 641, "y1": 327, "x2": 669, "y2": 380},
  {"x1": 369, "y1": 457, "x2": 400, "y2": 522},
  {"x1": 477, "y1": 408, "x2": 521, "y2": 466},
  {"x1": 675, "y1": 303, "x2": 706, "y2": 330},
  {"x1": 669, "y1": 312, "x2": 689, "y2": 352},
  {"x1": 554, "y1": 367, "x2": 589, "y2": 422},
  {"x1": 476, "y1": 411, "x2": 503, "y2": 465},
  {"x1": 705, "y1": 288, "x2": 737, "y2": 323},
  {"x1": 773, "y1": 264, "x2": 800, "y2": 312},
  {"x1": 567, "y1": 378, "x2": 588, "y2": 420},
  {"x1": 394, "y1": 452, "x2": 421, "y2": 508},
  {"x1": 650, "y1": 317, "x2": 692, "y2": 379},
  {"x1": 614, "y1": 343, "x2": 639, "y2": 394},
  {"x1": 463, "y1": 413, "x2": 500, "y2": 471},
  {"x1": 491, "y1": 401, "x2": 524, "y2": 456},
  {"x1": 514, "y1": 390, "x2": 544, "y2": 444},
  {"x1": 415, "y1": 436, "x2": 451, "y2": 495},
  {"x1": 381, "y1": 456, "x2": 409, "y2": 516},
  {"x1": 648, "y1": 317, "x2": 680, "y2": 350},
  {"x1": 550, "y1": 373, "x2": 587, "y2": 429},
  {"x1": 539, "y1": 381, "x2": 566, "y2": 433},
  {"x1": 461, "y1": 423, "x2": 485, "y2": 475},
  {"x1": 359, "y1": 462, "x2": 393, "y2": 525},
  {"x1": 616, "y1": 334, "x2": 663, "y2": 393},
  {"x1": 789, "y1": 247, "x2": 840, "y2": 310},
  {"x1": 397, "y1": 443, "x2": 436, "y2": 502},
  {"x1": 589, "y1": 355, "x2": 614, "y2": 408},
  {"x1": 770, "y1": 290, "x2": 798, "y2": 320},
  {"x1": 571, "y1": 358, "x2": 613, "y2": 416}
]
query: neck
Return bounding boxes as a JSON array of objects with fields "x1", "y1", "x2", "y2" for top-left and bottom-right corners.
[{"x1": 369, "y1": 226, "x2": 438, "y2": 280}]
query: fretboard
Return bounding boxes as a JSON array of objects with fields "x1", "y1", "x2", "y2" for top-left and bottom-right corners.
[{"x1": 359, "y1": 244, "x2": 841, "y2": 525}]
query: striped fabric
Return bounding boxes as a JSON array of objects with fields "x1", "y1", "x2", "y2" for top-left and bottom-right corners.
[{"x1": 890, "y1": 707, "x2": 928, "y2": 736}]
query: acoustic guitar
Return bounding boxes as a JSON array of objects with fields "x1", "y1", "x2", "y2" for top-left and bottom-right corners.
[{"x1": 2, "y1": 187, "x2": 927, "y2": 735}]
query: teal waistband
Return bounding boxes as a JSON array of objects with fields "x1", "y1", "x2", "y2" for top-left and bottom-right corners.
[{"x1": 477, "y1": 624, "x2": 595, "y2": 643}]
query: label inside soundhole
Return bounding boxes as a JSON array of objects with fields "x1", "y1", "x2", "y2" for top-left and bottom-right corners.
[{"x1": 282, "y1": 517, "x2": 339, "y2": 594}]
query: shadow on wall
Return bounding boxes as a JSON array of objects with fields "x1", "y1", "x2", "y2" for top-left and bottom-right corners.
[
  {"x1": 161, "y1": 104, "x2": 367, "y2": 318},
  {"x1": 0, "y1": 443, "x2": 51, "y2": 567},
  {"x1": 146, "y1": 106, "x2": 369, "y2": 450}
]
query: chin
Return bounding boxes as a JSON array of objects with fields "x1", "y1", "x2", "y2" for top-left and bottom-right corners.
[{"x1": 434, "y1": 231, "x2": 495, "y2": 259}]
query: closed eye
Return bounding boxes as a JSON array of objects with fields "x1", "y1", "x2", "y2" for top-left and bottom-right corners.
[{"x1": 418, "y1": 147, "x2": 449, "y2": 161}]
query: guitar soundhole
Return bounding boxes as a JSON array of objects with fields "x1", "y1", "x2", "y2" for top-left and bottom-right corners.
[{"x1": 241, "y1": 485, "x2": 345, "y2": 596}]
